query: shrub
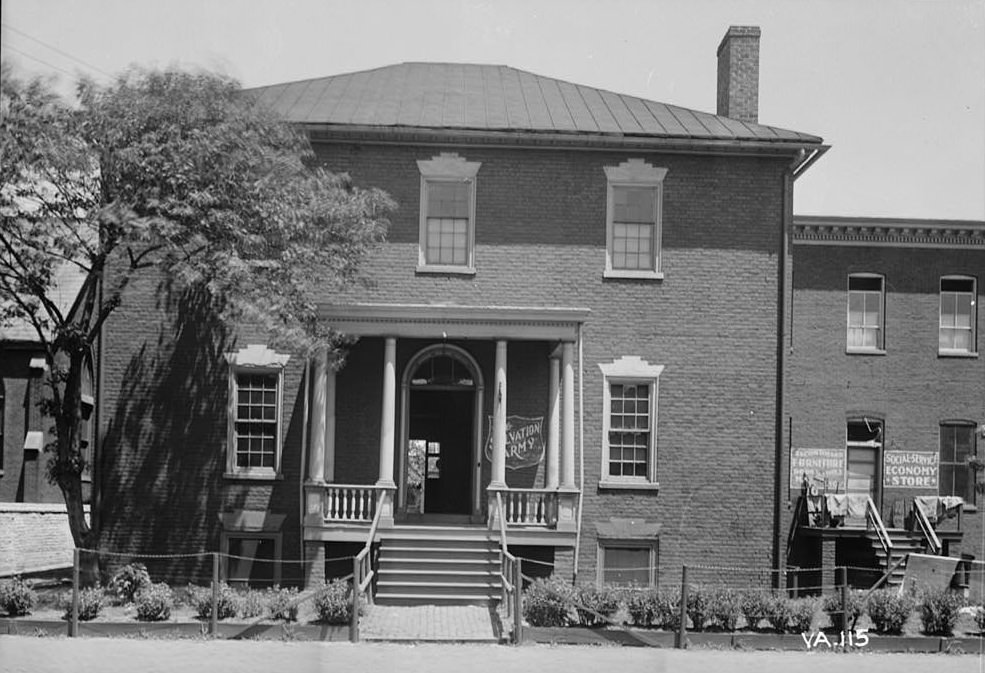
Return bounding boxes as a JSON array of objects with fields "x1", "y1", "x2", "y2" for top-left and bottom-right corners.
[
  {"x1": 313, "y1": 579, "x2": 353, "y2": 624},
  {"x1": 626, "y1": 588, "x2": 659, "y2": 627},
  {"x1": 187, "y1": 583, "x2": 239, "y2": 621},
  {"x1": 108, "y1": 563, "x2": 152, "y2": 604},
  {"x1": 821, "y1": 590, "x2": 865, "y2": 627},
  {"x1": 704, "y1": 586, "x2": 741, "y2": 631},
  {"x1": 238, "y1": 588, "x2": 266, "y2": 618},
  {"x1": 975, "y1": 604, "x2": 985, "y2": 633},
  {"x1": 740, "y1": 590, "x2": 771, "y2": 630},
  {"x1": 788, "y1": 597, "x2": 816, "y2": 633},
  {"x1": 866, "y1": 588, "x2": 913, "y2": 634},
  {"x1": 0, "y1": 577, "x2": 37, "y2": 616},
  {"x1": 266, "y1": 586, "x2": 299, "y2": 622},
  {"x1": 764, "y1": 595, "x2": 794, "y2": 633},
  {"x1": 522, "y1": 576, "x2": 574, "y2": 627},
  {"x1": 685, "y1": 586, "x2": 710, "y2": 631},
  {"x1": 919, "y1": 587, "x2": 964, "y2": 636},
  {"x1": 135, "y1": 583, "x2": 174, "y2": 622},
  {"x1": 63, "y1": 586, "x2": 105, "y2": 622},
  {"x1": 573, "y1": 584, "x2": 620, "y2": 627}
]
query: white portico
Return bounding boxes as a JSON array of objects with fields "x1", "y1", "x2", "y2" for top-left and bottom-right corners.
[{"x1": 302, "y1": 303, "x2": 588, "y2": 551}]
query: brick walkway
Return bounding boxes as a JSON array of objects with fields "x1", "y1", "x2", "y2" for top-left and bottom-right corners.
[{"x1": 360, "y1": 604, "x2": 500, "y2": 642}]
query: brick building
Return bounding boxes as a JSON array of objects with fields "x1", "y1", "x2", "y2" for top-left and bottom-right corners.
[
  {"x1": 785, "y1": 216, "x2": 984, "y2": 588},
  {"x1": 91, "y1": 26, "x2": 841, "y2": 597}
]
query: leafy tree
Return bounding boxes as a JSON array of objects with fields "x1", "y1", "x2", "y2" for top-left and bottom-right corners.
[{"x1": 0, "y1": 63, "x2": 394, "y2": 552}]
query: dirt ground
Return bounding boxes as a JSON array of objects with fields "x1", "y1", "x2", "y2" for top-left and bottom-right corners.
[{"x1": 1, "y1": 638, "x2": 982, "y2": 673}]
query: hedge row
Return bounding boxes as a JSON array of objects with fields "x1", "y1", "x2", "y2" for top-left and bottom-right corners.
[{"x1": 519, "y1": 578, "x2": 981, "y2": 636}]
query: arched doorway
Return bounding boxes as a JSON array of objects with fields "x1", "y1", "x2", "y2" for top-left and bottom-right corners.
[{"x1": 399, "y1": 345, "x2": 484, "y2": 518}]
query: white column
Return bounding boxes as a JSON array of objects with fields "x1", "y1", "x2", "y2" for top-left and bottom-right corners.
[
  {"x1": 324, "y1": 368, "x2": 336, "y2": 482},
  {"x1": 491, "y1": 340, "x2": 507, "y2": 488},
  {"x1": 307, "y1": 349, "x2": 327, "y2": 483},
  {"x1": 546, "y1": 352, "x2": 560, "y2": 490},
  {"x1": 561, "y1": 342, "x2": 576, "y2": 489},
  {"x1": 377, "y1": 337, "x2": 397, "y2": 487}
]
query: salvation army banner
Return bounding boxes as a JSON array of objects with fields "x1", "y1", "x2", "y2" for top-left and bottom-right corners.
[{"x1": 484, "y1": 415, "x2": 544, "y2": 470}]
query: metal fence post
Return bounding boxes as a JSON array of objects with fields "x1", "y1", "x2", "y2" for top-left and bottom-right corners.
[
  {"x1": 675, "y1": 565, "x2": 688, "y2": 649},
  {"x1": 350, "y1": 557, "x2": 360, "y2": 643},
  {"x1": 790, "y1": 569, "x2": 799, "y2": 598},
  {"x1": 512, "y1": 556, "x2": 523, "y2": 645},
  {"x1": 839, "y1": 566, "x2": 849, "y2": 635},
  {"x1": 69, "y1": 548, "x2": 79, "y2": 637},
  {"x1": 210, "y1": 552, "x2": 219, "y2": 636}
]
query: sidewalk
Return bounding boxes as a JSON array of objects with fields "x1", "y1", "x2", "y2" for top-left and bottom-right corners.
[{"x1": 360, "y1": 604, "x2": 499, "y2": 642}]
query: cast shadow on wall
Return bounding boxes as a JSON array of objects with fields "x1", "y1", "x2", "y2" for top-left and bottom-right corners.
[{"x1": 98, "y1": 287, "x2": 233, "y2": 580}]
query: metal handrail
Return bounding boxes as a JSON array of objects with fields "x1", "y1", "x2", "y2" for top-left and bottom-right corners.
[
  {"x1": 911, "y1": 501, "x2": 942, "y2": 555},
  {"x1": 865, "y1": 496, "x2": 893, "y2": 556}
]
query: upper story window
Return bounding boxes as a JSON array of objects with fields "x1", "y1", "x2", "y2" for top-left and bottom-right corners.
[
  {"x1": 939, "y1": 276, "x2": 976, "y2": 355},
  {"x1": 940, "y1": 422, "x2": 977, "y2": 505},
  {"x1": 225, "y1": 345, "x2": 290, "y2": 479},
  {"x1": 847, "y1": 274, "x2": 885, "y2": 352},
  {"x1": 417, "y1": 153, "x2": 481, "y2": 275},
  {"x1": 603, "y1": 159, "x2": 668, "y2": 280},
  {"x1": 599, "y1": 356, "x2": 664, "y2": 489}
]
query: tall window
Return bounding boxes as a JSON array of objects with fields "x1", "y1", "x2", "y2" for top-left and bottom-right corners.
[
  {"x1": 940, "y1": 423, "x2": 976, "y2": 504},
  {"x1": 599, "y1": 356, "x2": 663, "y2": 487},
  {"x1": 847, "y1": 274, "x2": 884, "y2": 351},
  {"x1": 604, "y1": 159, "x2": 668, "y2": 279},
  {"x1": 225, "y1": 345, "x2": 289, "y2": 477},
  {"x1": 939, "y1": 276, "x2": 976, "y2": 354},
  {"x1": 417, "y1": 153, "x2": 480, "y2": 273},
  {"x1": 846, "y1": 419, "x2": 882, "y2": 503}
]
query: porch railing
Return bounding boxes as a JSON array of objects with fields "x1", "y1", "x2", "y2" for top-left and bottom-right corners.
[
  {"x1": 495, "y1": 491, "x2": 523, "y2": 645},
  {"x1": 501, "y1": 488, "x2": 558, "y2": 527},
  {"x1": 350, "y1": 489, "x2": 387, "y2": 642},
  {"x1": 323, "y1": 484, "x2": 386, "y2": 522},
  {"x1": 911, "y1": 500, "x2": 942, "y2": 555},
  {"x1": 864, "y1": 496, "x2": 893, "y2": 557}
]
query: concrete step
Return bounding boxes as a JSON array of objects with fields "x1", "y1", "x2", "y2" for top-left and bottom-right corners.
[
  {"x1": 380, "y1": 557, "x2": 498, "y2": 573},
  {"x1": 373, "y1": 593, "x2": 498, "y2": 607},
  {"x1": 380, "y1": 568, "x2": 499, "y2": 584}
]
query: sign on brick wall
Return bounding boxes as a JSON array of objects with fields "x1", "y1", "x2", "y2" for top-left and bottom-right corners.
[
  {"x1": 884, "y1": 451, "x2": 938, "y2": 489},
  {"x1": 484, "y1": 415, "x2": 544, "y2": 470},
  {"x1": 790, "y1": 447, "x2": 846, "y2": 492}
]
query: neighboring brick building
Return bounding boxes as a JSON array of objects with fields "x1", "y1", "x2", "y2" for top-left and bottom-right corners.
[{"x1": 786, "y1": 216, "x2": 984, "y2": 589}]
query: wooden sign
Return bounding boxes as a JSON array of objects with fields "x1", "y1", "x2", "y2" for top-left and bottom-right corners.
[
  {"x1": 790, "y1": 447, "x2": 845, "y2": 492},
  {"x1": 484, "y1": 415, "x2": 544, "y2": 470},
  {"x1": 884, "y1": 451, "x2": 938, "y2": 489}
]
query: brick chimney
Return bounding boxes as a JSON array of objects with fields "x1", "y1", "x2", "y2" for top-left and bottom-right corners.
[{"x1": 716, "y1": 25, "x2": 761, "y2": 123}]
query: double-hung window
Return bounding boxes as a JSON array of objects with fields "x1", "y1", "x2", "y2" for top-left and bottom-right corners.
[
  {"x1": 847, "y1": 274, "x2": 885, "y2": 351},
  {"x1": 604, "y1": 159, "x2": 668, "y2": 279},
  {"x1": 417, "y1": 153, "x2": 481, "y2": 274},
  {"x1": 599, "y1": 356, "x2": 664, "y2": 488},
  {"x1": 225, "y1": 345, "x2": 290, "y2": 478},
  {"x1": 939, "y1": 276, "x2": 976, "y2": 355},
  {"x1": 940, "y1": 422, "x2": 976, "y2": 504}
]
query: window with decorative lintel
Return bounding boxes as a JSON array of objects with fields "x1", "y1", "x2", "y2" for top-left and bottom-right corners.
[
  {"x1": 599, "y1": 355, "x2": 664, "y2": 489},
  {"x1": 417, "y1": 152, "x2": 481, "y2": 274},
  {"x1": 604, "y1": 159, "x2": 668, "y2": 280},
  {"x1": 225, "y1": 345, "x2": 290, "y2": 478}
]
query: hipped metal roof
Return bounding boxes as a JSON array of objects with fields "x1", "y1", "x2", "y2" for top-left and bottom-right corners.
[{"x1": 245, "y1": 63, "x2": 822, "y2": 145}]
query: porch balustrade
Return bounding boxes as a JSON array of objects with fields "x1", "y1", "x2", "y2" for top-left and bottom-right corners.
[
  {"x1": 501, "y1": 488, "x2": 558, "y2": 526},
  {"x1": 321, "y1": 484, "x2": 388, "y2": 522}
]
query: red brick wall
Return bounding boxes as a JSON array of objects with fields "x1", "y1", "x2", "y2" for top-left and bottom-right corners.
[
  {"x1": 96, "y1": 139, "x2": 791, "y2": 588},
  {"x1": 788, "y1": 243, "x2": 985, "y2": 562}
]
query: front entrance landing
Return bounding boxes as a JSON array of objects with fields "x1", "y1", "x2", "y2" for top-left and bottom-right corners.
[{"x1": 360, "y1": 604, "x2": 500, "y2": 642}]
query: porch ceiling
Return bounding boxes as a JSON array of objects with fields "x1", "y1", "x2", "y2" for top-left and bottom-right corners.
[{"x1": 319, "y1": 303, "x2": 591, "y2": 341}]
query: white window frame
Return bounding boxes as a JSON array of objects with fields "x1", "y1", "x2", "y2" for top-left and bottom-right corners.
[
  {"x1": 417, "y1": 152, "x2": 481, "y2": 275},
  {"x1": 598, "y1": 356, "x2": 664, "y2": 490},
  {"x1": 939, "y1": 275, "x2": 977, "y2": 356},
  {"x1": 603, "y1": 159, "x2": 668, "y2": 280},
  {"x1": 225, "y1": 345, "x2": 290, "y2": 479},
  {"x1": 939, "y1": 421, "x2": 977, "y2": 506},
  {"x1": 597, "y1": 540, "x2": 658, "y2": 588},
  {"x1": 846, "y1": 273, "x2": 885, "y2": 353}
]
